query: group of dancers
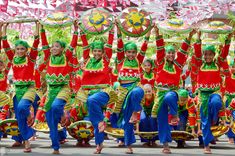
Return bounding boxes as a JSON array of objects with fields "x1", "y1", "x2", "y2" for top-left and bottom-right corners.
[{"x1": 0, "y1": 20, "x2": 235, "y2": 155}]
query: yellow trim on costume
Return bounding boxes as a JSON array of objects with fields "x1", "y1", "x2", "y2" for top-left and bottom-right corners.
[
  {"x1": 163, "y1": 61, "x2": 176, "y2": 74},
  {"x1": 49, "y1": 54, "x2": 66, "y2": 67},
  {"x1": 200, "y1": 63, "x2": 219, "y2": 72},
  {"x1": 13, "y1": 56, "x2": 28, "y2": 67}
]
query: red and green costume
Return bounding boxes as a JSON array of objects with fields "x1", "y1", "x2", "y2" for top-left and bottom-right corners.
[
  {"x1": 151, "y1": 35, "x2": 191, "y2": 144},
  {"x1": 37, "y1": 28, "x2": 78, "y2": 151},
  {"x1": 2, "y1": 34, "x2": 39, "y2": 142},
  {"x1": 193, "y1": 38, "x2": 230, "y2": 146}
]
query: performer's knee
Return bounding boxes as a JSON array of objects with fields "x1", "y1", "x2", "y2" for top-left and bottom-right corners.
[
  {"x1": 130, "y1": 87, "x2": 144, "y2": 100},
  {"x1": 209, "y1": 94, "x2": 222, "y2": 108},
  {"x1": 163, "y1": 91, "x2": 177, "y2": 104}
]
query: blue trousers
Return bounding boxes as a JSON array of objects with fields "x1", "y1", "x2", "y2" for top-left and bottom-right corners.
[
  {"x1": 120, "y1": 85, "x2": 144, "y2": 146},
  {"x1": 87, "y1": 91, "x2": 110, "y2": 145},
  {"x1": 110, "y1": 113, "x2": 124, "y2": 143},
  {"x1": 157, "y1": 91, "x2": 178, "y2": 144},
  {"x1": 58, "y1": 128, "x2": 67, "y2": 141},
  {"x1": 139, "y1": 110, "x2": 158, "y2": 142},
  {"x1": 200, "y1": 93, "x2": 222, "y2": 146},
  {"x1": 46, "y1": 98, "x2": 66, "y2": 151}
]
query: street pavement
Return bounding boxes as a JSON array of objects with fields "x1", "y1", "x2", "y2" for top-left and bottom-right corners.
[{"x1": 0, "y1": 133, "x2": 235, "y2": 156}]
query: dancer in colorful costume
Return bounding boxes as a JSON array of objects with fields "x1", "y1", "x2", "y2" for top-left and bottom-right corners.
[
  {"x1": 151, "y1": 26, "x2": 195, "y2": 154},
  {"x1": 0, "y1": 24, "x2": 12, "y2": 139},
  {"x1": 78, "y1": 25, "x2": 116, "y2": 154},
  {"x1": 139, "y1": 84, "x2": 158, "y2": 147},
  {"x1": 170, "y1": 89, "x2": 197, "y2": 148},
  {"x1": 37, "y1": 22, "x2": 78, "y2": 154},
  {"x1": 2, "y1": 22, "x2": 40, "y2": 152},
  {"x1": 193, "y1": 31, "x2": 233, "y2": 154},
  {"x1": 140, "y1": 59, "x2": 156, "y2": 88},
  {"x1": 115, "y1": 24, "x2": 151, "y2": 154}
]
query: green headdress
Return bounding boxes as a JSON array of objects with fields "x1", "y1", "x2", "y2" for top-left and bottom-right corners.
[
  {"x1": 229, "y1": 58, "x2": 235, "y2": 67},
  {"x1": 55, "y1": 40, "x2": 67, "y2": 48},
  {"x1": 178, "y1": 89, "x2": 189, "y2": 98},
  {"x1": 203, "y1": 45, "x2": 216, "y2": 53},
  {"x1": 124, "y1": 42, "x2": 137, "y2": 52},
  {"x1": 113, "y1": 81, "x2": 120, "y2": 90},
  {"x1": 15, "y1": 40, "x2": 30, "y2": 49},
  {"x1": 90, "y1": 41, "x2": 104, "y2": 50},
  {"x1": 165, "y1": 45, "x2": 175, "y2": 53}
]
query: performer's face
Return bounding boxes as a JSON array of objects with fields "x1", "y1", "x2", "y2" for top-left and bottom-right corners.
[
  {"x1": 165, "y1": 51, "x2": 175, "y2": 62},
  {"x1": 0, "y1": 61, "x2": 4, "y2": 71},
  {"x1": 125, "y1": 50, "x2": 137, "y2": 61},
  {"x1": 203, "y1": 50, "x2": 215, "y2": 63},
  {"x1": 143, "y1": 61, "x2": 152, "y2": 73},
  {"x1": 15, "y1": 45, "x2": 27, "y2": 57},
  {"x1": 144, "y1": 87, "x2": 153, "y2": 100},
  {"x1": 92, "y1": 49, "x2": 103, "y2": 60},
  {"x1": 51, "y1": 42, "x2": 64, "y2": 56},
  {"x1": 178, "y1": 96, "x2": 188, "y2": 106}
]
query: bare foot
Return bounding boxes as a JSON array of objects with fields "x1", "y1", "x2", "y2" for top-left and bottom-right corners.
[
  {"x1": 23, "y1": 140, "x2": 31, "y2": 153},
  {"x1": 162, "y1": 147, "x2": 171, "y2": 154},
  {"x1": 94, "y1": 144, "x2": 103, "y2": 154},
  {"x1": 125, "y1": 146, "x2": 133, "y2": 154},
  {"x1": 11, "y1": 141, "x2": 22, "y2": 147},
  {"x1": 204, "y1": 146, "x2": 212, "y2": 154},
  {"x1": 98, "y1": 121, "x2": 106, "y2": 132},
  {"x1": 52, "y1": 150, "x2": 60, "y2": 154},
  {"x1": 228, "y1": 138, "x2": 234, "y2": 144}
]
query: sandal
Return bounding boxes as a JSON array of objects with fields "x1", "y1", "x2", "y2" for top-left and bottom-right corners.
[
  {"x1": 162, "y1": 148, "x2": 171, "y2": 154},
  {"x1": 204, "y1": 147, "x2": 212, "y2": 154},
  {"x1": 52, "y1": 150, "x2": 60, "y2": 154},
  {"x1": 94, "y1": 145, "x2": 103, "y2": 154},
  {"x1": 125, "y1": 148, "x2": 133, "y2": 154},
  {"x1": 23, "y1": 147, "x2": 32, "y2": 153}
]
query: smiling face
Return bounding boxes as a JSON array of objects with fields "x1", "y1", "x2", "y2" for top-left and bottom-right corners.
[
  {"x1": 125, "y1": 49, "x2": 137, "y2": 61},
  {"x1": 178, "y1": 96, "x2": 188, "y2": 106},
  {"x1": 15, "y1": 45, "x2": 27, "y2": 57},
  {"x1": 165, "y1": 51, "x2": 175, "y2": 62},
  {"x1": 92, "y1": 49, "x2": 103, "y2": 60},
  {"x1": 51, "y1": 42, "x2": 64, "y2": 56},
  {"x1": 143, "y1": 61, "x2": 152, "y2": 73},
  {"x1": 203, "y1": 50, "x2": 215, "y2": 64},
  {"x1": 144, "y1": 85, "x2": 153, "y2": 100}
]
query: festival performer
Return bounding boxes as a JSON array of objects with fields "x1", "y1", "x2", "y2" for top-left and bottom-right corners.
[
  {"x1": 169, "y1": 89, "x2": 197, "y2": 148},
  {"x1": 114, "y1": 24, "x2": 152, "y2": 154},
  {"x1": 78, "y1": 24, "x2": 116, "y2": 154},
  {"x1": 2, "y1": 22, "x2": 40, "y2": 152},
  {"x1": 139, "y1": 84, "x2": 158, "y2": 147},
  {"x1": 0, "y1": 24, "x2": 12, "y2": 140},
  {"x1": 221, "y1": 55, "x2": 235, "y2": 144},
  {"x1": 151, "y1": 26, "x2": 195, "y2": 154},
  {"x1": 36, "y1": 22, "x2": 78, "y2": 154},
  {"x1": 193, "y1": 31, "x2": 233, "y2": 154},
  {"x1": 140, "y1": 59, "x2": 156, "y2": 88}
]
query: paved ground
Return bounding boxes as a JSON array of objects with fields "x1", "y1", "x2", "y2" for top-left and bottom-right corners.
[{"x1": 0, "y1": 133, "x2": 235, "y2": 156}]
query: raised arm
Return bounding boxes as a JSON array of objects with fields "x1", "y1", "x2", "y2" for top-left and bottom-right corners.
[
  {"x1": 103, "y1": 28, "x2": 114, "y2": 60},
  {"x1": 175, "y1": 30, "x2": 195, "y2": 68},
  {"x1": 79, "y1": 25, "x2": 90, "y2": 61},
  {"x1": 40, "y1": 24, "x2": 51, "y2": 63},
  {"x1": 29, "y1": 22, "x2": 40, "y2": 61},
  {"x1": 2, "y1": 24, "x2": 14, "y2": 61},
  {"x1": 154, "y1": 25, "x2": 165, "y2": 65},
  {"x1": 66, "y1": 21, "x2": 79, "y2": 61},
  {"x1": 218, "y1": 32, "x2": 233, "y2": 65},
  {"x1": 193, "y1": 31, "x2": 203, "y2": 68},
  {"x1": 137, "y1": 28, "x2": 151, "y2": 64},
  {"x1": 116, "y1": 24, "x2": 125, "y2": 63}
]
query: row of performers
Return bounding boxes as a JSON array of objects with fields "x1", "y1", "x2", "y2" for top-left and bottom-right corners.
[{"x1": 0, "y1": 21, "x2": 234, "y2": 154}]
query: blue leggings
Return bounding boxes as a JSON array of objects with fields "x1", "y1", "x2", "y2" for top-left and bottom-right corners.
[
  {"x1": 158, "y1": 91, "x2": 178, "y2": 144},
  {"x1": 87, "y1": 91, "x2": 110, "y2": 145},
  {"x1": 200, "y1": 93, "x2": 222, "y2": 146},
  {"x1": 46, "y1": 98, "x2": 66, "y2": 151},
  {"x1": 120, "y1": 85, "x2": 144, "y2": 146}
]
